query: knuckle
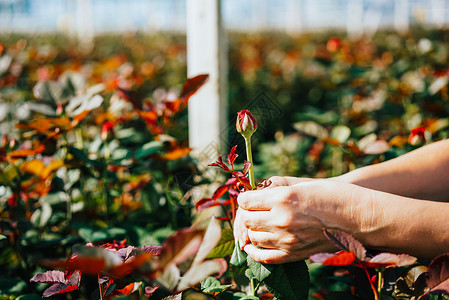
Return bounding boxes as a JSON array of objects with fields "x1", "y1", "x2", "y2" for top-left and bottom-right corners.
[
  {"x1": 268, "y1": 176, "x2": 284, "y2": 186},
  {"x1": 236, "y1": 193, "x2": 247, "y2": 207},
  {"x1": 282, "y1": 234, "x2": 299, "y2": 246},
  {"x1": 278, "y1": 212, "x2": 294, "y2": 228}
]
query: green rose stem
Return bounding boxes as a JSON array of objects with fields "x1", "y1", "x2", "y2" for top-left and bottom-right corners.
[
  {"x1": 377, "y1": 268, "x2": 384, "y2": 297},
  {"x1": 236, "y1": 110, "x2": 257, "y2": 189},
  {"x1": 244, "y1": 135, "x2": 256, "y2": 189}
]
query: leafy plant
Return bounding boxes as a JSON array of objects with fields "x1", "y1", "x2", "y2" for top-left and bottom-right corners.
[{"x1": 310, "y1": 229, "x2": 449, "y2": 300}]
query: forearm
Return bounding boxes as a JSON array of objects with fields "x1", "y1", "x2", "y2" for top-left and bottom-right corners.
[
  {"x1": 302, "y1": 181, "x2": 449, "y2": 258},
  {"x1": 335, "y1": 139, "x2": 449, "y2": 201},
  {"x1": 356, "y1": 189, "x2": 449, "y2": 258}
]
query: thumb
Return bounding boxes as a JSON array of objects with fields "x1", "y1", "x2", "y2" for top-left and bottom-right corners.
[
  {"x1": 233, "y1": 208, "x2": 250, "y2": 249},
  {"x1": 267, "y1": 176, "x2": 313, "y2": 188}
]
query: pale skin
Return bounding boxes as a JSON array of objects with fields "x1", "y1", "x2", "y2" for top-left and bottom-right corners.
[{"x1": 234, "y1": 139, "x2": 449, "y2": 264}]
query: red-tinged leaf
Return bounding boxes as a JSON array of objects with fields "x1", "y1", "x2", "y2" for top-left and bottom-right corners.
[
  {"x1": 72, "y1": 110, "x2": 90, "y2": 126},
  {"x1": 228, "y1": 188, "x2": 239, "y2": 198},
  {"x1": 242, "y1": 160, "x2": 251, "y2": 175},
  {"x1": 8, "y1": 145, "x2": 45, "y2": 159},
  {"x1": 426, "y1": 253, "x2": 449, "y2": 294},
  {"x1": 196, "y1": 198, "x2": 232, "y2": 212},
  {"x1": 227, "y1": 145, "x2": 238, "y2": 165},
  {"x1": 160, "y1": 146, "x2": 191, "y2": 160},
  {"x1": 323, "y1": 251, "x2": 356, "y2": 266},
  {"x1": 234, "y1": 175, "x2": 252, "y2": 191},
  {"x1": 38, "y1": 247, "x2": 123, "y2": 275},
  {"x1": 40, "y1": 271, "x2": 81, "y2": 298},
  {"x1": 116, "y1": 282, "x2": 136, "y2": 295},
  {"x1": 140, "y1": 245, "x2": 163, "y2": 256},
  {"x1": 208, "y1": 156, "x2": 231, "y2": 173},
  {"x1": 216, "y1": 216, "x2": 230, "y2": 221},
  {"x1": 224, "y1": 177, "x2": 239, "y2": 186},
  {"x1": 108, "y1": 252, "x2": 154, "y2": 278},
  {"x1": 137, "y1": 110, "x2": 158, "y2": 125},
  {"x1": 324, "y1": 229, "x2": 366, "y2": 261},
  {"x1": 180, "y1": 74, "x2": 209, "y2": 104},
  {"x1": 309, "y1": 251, "x2": 356, "y2": 266},
  {"x1": 364, "y1": 253, "x2": 416, "y2": 268},
  {"x1": 159, "y1": 228, "x2": 204, "y2": 269},
  {"x1": 30, "y1": 270, "x2": 66, "y2": 284},
  {"x1": 17, "y1": 118, "x2": 73, "y2": 133},
  {"x1": 309, "y1": 253, "x2": 337, "y2": 264},
  {"x1": 195, "y1": 198, "x2": 213, "y2": 211},
  {"x1": 39, "y1": 256, "x2": 106, "y2": 275},
  {"x1": 66, "y1": 271, "x2": 81, "y2": 286},
  {"x1": 16, "y1": 119, "x2": 51, "y2": 133},
  {"x1": 43, "y1": 282, "x2": 79, "y2": 298},
  {"x1": 212, "y1": 185, "x2": 229, "y2": 201},
  {"x1": 164, "y1": 98, "x2": 183, "y2": 114},
  {"x1": 117, "y1": 88, "x2": 143, "y2": 110}
]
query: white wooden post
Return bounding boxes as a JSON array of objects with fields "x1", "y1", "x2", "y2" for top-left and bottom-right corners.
[
  {"x1": 186, "y1": 0, "x2": 227, "y2": 161},
  {"x1": 75, "y1": 0, "x2": 94, "y2": 51},
  {"x1": 347, "y1": 0, "x2": 364, "y2": 39},
  {"x1": 285, "y1": 0, "x2": 303, "y2": 34},
  {"x1": 430, "y1": 0, "x2": 445, "y2": 28},
  {"x1": 394, "y1": 0, "x2": 409, "y2": 33}
]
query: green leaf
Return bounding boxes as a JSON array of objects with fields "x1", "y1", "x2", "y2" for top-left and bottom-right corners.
[
  {"x1": 177, "y1": 260, "x2": 224, "y2": 291},
  {"x1": 157, "y1": 263, "x2": 181, "y2": 291},
  {"x1": 30, "y1": 202, "x2": 52, "y2": 228},
  {"x1": 246, "y1": 256, "x2": 274, "y2": 282},
  {"x1": 60, "y1": 71, "x2": 86, "y2": 95},
  {"x1": 68, "y1": 146, "x2": 95, "y2": 166},
  {"x1": 16, "y1": 294, "x2": 43, "y2": 300},
  {"x1": 200, "y1": 277, "x2": 232, "y2": 294},
  {"x1": 0, "y1": 164, "x2": 19, "y2": 185},
  {"x1": 207, "y1": 229, "x2": 235, "y2": 259},
  {"x1": 230, "y1": 240, "x2": 247, "y2": 267},
  {"x1": 32, "y1": 81, "x2": 66, "y2": 104},
  {"x1": 330, "y1": 125, "x2": 351, "y2": 143},
  {"x1": 0, "y1": 278, "x2": 27, "y2": 294},
  {"x1": 263, "y1": 260, "x2": 309, "y2": 300},
  {"x1": 192, "y1": 217, "x2": 222, "y2": 265},
  {"x1": 77, "y1": 226, "x2": 126, "y2": 242},
  {"x1": 293, "y1": 121, "x2": 328, "y2": 139},
  {"x1": 134, "y1": 141, "x2": 163, "y2": 159},
  {"x1": 182, "y1": 288, "x2": 215, "y2": 299}
]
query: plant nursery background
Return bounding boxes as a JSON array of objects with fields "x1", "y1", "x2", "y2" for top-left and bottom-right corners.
[{"x1": 2, "y1": 0, "x2": 449, "y2": 299}]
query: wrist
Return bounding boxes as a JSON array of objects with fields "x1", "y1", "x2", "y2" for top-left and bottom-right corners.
[{"x1": 297, "y1": 180, "x2": 370, "y2": 234}]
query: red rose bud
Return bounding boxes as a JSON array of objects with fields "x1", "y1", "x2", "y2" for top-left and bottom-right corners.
[
  {"x1": 327, "y1": 36, "x2": 341, "y2": 53},
  {"x1": 408, "y1": 126, "x2": 426, "y2": 145},
  {"x1": 236, "y1": 110, "x2": 257, "y2": 137},
  {"x1": 101, "y1": 122, "x2": 115, "y2": 141}
]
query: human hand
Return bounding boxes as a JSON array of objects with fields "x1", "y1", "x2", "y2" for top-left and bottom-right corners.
[
  {"x1": 234, "y1": 180, "x2": 355, "y2": 264},
  {"x1": 233, "y1": 176, "x2": 314, "y2": 252}
]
